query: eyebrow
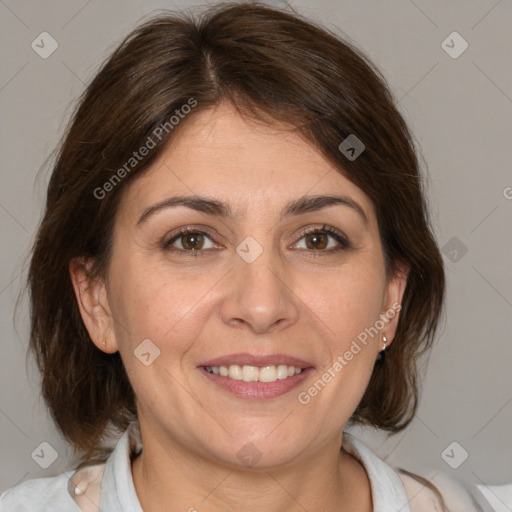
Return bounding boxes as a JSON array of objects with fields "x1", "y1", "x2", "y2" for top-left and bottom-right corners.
[{"x1": 136, "y1": 194, "x2": 369, "y2": 226}]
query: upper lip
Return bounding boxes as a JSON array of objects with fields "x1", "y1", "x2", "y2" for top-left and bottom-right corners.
[{"x1": 199, "y1": 352, "x2": 314, "y2": 369}]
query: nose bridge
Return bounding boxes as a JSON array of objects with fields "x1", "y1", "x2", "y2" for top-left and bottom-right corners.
[{"x1": 220, "y1": 235, "x2": 299, "y2": 334}]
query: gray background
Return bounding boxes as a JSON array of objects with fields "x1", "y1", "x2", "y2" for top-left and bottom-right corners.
[{"x1": 1, "y1": 0, "x2": 511, "y2": 497}]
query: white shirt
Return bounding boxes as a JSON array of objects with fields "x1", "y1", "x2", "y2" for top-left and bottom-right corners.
[
  {"x1": 0, "y1": 425, "x2": 488, "y2": 511},
  {"x1": 475, "y1": 484, "x2": 512, "y2": 512}
]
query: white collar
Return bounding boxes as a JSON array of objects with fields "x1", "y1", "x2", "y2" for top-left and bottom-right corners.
[
  {"x1": 342, "y1": 431, "x2": 411, "y2": 511},
  {"x1": 97, "y1": 425, "x2": 411, "y2": 511},
  {"x1": 99, "y1": 424, "x2": 143, "y2": 511}
]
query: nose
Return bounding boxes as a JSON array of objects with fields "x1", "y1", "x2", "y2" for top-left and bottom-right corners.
[{"x1": 220, "y1": 247, "x2": 300, "y2": 335}]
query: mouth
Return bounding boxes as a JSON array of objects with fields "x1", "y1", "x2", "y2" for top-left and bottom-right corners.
[
  {"x1": 198, "y1": 353, "x2": 314, "y2": 399},
  {"x1": 204, "y1": 363, "x2": 304, "y2": 382}
]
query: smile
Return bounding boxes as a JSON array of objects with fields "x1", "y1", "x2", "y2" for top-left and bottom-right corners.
[
  {"x1": 200, "y1": 365, "x2": 312, "y2": 400},
  {"x1": 204, "y1": 364, "x2": 303, "y2": 383}
]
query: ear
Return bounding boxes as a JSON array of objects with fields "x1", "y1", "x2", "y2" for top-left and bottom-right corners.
[
  {"x1": 69, "y1": 257, "x2": 119, "y2": 354},
  {"x1": 380, "y1": 262, "x2": 409, "y2": 347}
]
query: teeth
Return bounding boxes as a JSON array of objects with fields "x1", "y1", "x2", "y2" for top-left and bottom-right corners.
[
  {"x1": 242, "y1": 365, "x2": 259, "y2": 382},
  {"x1": 205, "y1": 364, "x2": 304, "y2": 383},
  {"x1": 277, "y1": 364, "x2": 289, "y2": 379},
  {"x1": 260, "y1": 365, "x2": 277, "y2": 382},
  {"x1": 228, "y1": 365, "x2": 243, "y2": 380}
]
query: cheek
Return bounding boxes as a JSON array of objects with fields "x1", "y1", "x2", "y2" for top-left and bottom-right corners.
[
  {"x1": 109, "y1": 255, "x2": 219, "y2": 356},
  {"x1": 305, "y1": 262, "x2": 386, "y2": 344},
  {"x1": 298, "y1": 268, "x2": 384, "y2": 416},
  {"x1": 108, "y1": 262, "x2": 217, "y2": 415}
]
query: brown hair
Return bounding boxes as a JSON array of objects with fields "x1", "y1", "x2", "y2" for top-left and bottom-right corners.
[{"x1": 27, "y1": 1, "x2": 444, "y2": 459}]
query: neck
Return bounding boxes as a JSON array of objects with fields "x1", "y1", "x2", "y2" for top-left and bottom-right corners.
[{"x1": 131, "y1": 424, "x2": 372, "y2": 512}]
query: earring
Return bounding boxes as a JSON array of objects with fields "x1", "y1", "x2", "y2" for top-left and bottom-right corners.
[{"x1": 376, "y1": 336, "x2": 387, "y2": 361}]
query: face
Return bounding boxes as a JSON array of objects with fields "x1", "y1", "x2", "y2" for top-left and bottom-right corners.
[{"x1": 72, "y1": 102, "x2": 406, "y2": 470}]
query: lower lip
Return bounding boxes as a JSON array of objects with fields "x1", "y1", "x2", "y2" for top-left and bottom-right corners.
[{"x1": 199, "y1": 367, "x2": 314, "y2": 399}]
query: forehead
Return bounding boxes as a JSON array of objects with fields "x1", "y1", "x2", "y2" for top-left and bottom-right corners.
[{"x1": 119, "y1": 103, "x2": 376, "y2": 223}]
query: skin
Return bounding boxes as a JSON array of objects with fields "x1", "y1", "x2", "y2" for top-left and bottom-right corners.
[{"x1": 70, "y1": 102, "x2": 407, "y2": 512}]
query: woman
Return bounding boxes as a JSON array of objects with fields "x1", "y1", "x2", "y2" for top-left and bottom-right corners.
[{"x1": 0, "y1": 2, "x2": 480, "y2": 511}]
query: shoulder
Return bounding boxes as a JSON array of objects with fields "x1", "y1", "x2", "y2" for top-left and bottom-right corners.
[
  {"x1": 0, "y1": 471, "x2": 81, "y2": 512},
  {"x1": 398, "y1": 469, "x2": 484, "y2": 512},
  {"x1": 0, "y1": 463, "x2": 106, "y2": 512},
  {"x1": 475, "y1": 482, "x2": 512, "y2": 511},
  {"x1": 0, "y1": 426, "x2": 134, "y2": 512}
]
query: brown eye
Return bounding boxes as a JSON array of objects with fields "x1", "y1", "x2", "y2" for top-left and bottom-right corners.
[
  {"x1": 164, "y1": 229, "x2": 217, "y2": 254},
  {"x1": 304, "y1": 232, "x2": 329, "y2": 250},
  {"x1": 292, "y1": 226, "x2": 350, "y2": 254},
  {"x1": 180, "y1": 232, "x2": 205, "y2": 250}
]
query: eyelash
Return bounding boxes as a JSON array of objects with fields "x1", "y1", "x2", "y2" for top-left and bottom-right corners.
[{"x1": 162, "y1": 225, "x2": 350, "y2": 258}]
